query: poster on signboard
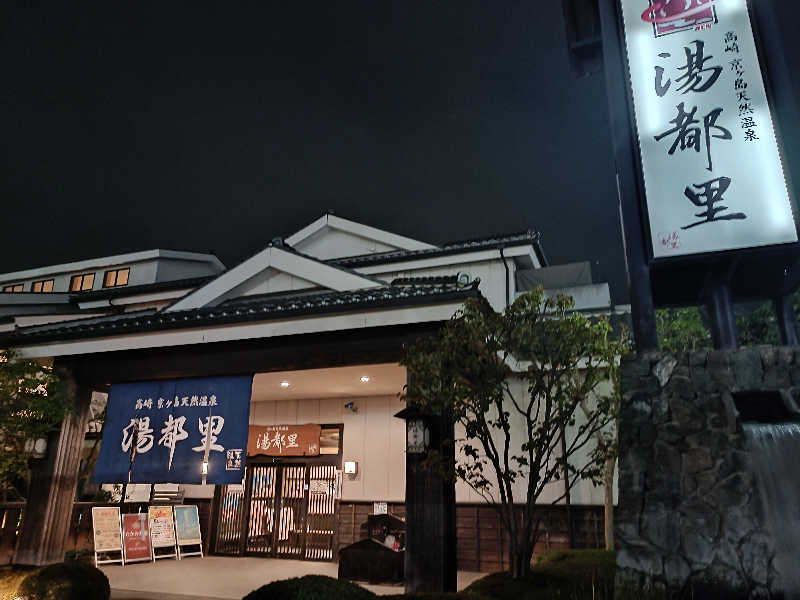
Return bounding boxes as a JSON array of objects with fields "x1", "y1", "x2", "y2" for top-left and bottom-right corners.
[
  {"x1": 91, "y1": 506, "x2": 123, "y2": 566},
  {"x1": 92, "y1": 507, "x2": 122, "y2": 552},
  {"x1": 619, "y1": 0, "x2": 797, "y2": 259},
  {"x1": 174, "y1": 505, "x2": 202, "y2": 546},
  {"x1": 247, "y1": 424, "x2": 321, "y2": 457},
  {"x1": 148, "y1": 506, "x2": 176, "y2": 547},
  {"x1": 122, "y1": 513, "x2": 152, "y2": 562}
]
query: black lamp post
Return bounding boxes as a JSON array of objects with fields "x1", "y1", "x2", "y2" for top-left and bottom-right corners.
[{"x1": 394, "y1": 403, "x2": 456, "y2": 594}]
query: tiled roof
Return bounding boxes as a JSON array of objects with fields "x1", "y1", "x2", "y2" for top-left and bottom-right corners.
[
  {"x1": 327, "y1": 229, "x2": 545, "y2": 268},
  {"x1": 73, "y1": 276, "x2": 215, "y2": 301},
  {"x1": 1, "y1": 280, "x2": 480, "y2": 345}
]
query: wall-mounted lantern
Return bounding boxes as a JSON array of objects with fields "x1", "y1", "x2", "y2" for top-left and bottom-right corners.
[{"x1": 394, "y1": 406, "x2": 430, "y2": 455}]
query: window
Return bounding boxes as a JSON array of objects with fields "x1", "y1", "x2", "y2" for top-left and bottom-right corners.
[
  {"x1": 103, "y1": 268, "x2": 130, "y2": 288},
  {"x1": 70, "y1": 273, "x2": 95, "y2": 292},
  {"x1": 32, "y1": 279, "x2": 55, "y2": 293},
  {"x1": 2, "y1": 283, "x2": 23, "y2": 293}
]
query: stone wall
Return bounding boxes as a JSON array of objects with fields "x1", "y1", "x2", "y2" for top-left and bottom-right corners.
[{"x1": 617, "y1": 347, "x2": 798, "y2": 599}]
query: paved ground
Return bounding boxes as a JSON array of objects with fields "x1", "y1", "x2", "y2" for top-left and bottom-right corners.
[{"x1": 103, "y1": 556, "x2": 484, "y2": 599}]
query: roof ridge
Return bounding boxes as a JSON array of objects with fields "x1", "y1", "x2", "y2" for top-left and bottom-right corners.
[{"x1": 326, "y1": 229, "x2": 545, "y2": 268}]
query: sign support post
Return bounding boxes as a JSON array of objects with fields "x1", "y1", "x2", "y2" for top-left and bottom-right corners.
[
  {"x1": 704, "y1": 263, "x2": 739, "y2": 349},
  {"x1": 599, "y1": 0, "x2": 659, "y2": 352}
]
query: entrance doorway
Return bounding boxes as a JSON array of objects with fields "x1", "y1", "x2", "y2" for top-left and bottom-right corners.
[{"x1": 214, "y1": 463, "x2": 339, "y2": 561}]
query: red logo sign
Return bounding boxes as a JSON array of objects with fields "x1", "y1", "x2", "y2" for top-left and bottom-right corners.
[{"x1": 641, "y1": 0, "x2": 716, "y2": 37}]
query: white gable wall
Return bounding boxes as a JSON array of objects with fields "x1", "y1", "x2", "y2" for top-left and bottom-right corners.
[
  {"x1": 294, "y1": 228, "x2": 401, "y2": 261},
  {"x1": 220, "y1": 267, "x2": 318, "y2": 301}
]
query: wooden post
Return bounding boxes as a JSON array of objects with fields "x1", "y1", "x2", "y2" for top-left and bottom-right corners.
[
  {"x1": 403, "y1": 408, "x2": 457, "y2": 594},
  {"x1": 15, "y1": 371, "x2": 92, "y2": 566}
]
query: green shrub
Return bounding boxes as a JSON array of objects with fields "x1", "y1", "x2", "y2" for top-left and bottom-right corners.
[
  {"x1": 15, "y1": 562, "x2": 109, "y2": 600},
  {"x1": 465, "y1": 549, "x2": 616, "y2": 600},
  {"x1": 242, "y1": 575, "x2": 377, "y2": 600}
]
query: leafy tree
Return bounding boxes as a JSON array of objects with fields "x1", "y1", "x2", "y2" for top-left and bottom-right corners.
[
  {"x1": 401, "y1": 288, "x2": 622, "y2": 578},
  {"x1": 0, "y1": 349, "x2": 71, "y2": 500},
  {"x1": 656, "y1": 307, "x2": 711, "y2": 352}
]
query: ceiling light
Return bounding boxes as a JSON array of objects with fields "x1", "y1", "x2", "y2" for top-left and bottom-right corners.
[
  {"x1": 360, "y1": 376, "x2": 370, "y2": 383},
  {"x1": 280, "y1": 381, "x2": 290, "y2": 388}
]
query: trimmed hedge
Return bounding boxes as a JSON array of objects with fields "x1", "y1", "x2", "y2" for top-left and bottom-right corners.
[
  {"x1": 15, "y1": 562, "x2": 110, "y2": 600},
  {"x1": 242, "y1": 575, "x2": 377, "y2": 600}
]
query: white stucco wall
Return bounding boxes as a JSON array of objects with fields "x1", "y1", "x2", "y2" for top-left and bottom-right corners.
[
  {"x1": 453, "y1": 376, "x2": 617, "y2": 507},
  {"x1": 248, "y1": 395, "x2": 407, "y2": 502},
  {"x1": 190, "y1": 377, "x2": 617, "y2": 507}
]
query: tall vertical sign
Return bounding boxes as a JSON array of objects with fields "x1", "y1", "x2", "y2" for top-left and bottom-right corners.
[{"x1": 619, "y1": 0, "x2": 796, "y2": 258}]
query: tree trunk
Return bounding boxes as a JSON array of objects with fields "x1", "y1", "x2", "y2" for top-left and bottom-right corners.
[
  {"x1": 603, "y1": 456, "x2": 616, "y2": 551},
  {"x1": 560, "y1": 428, "x2": 575, "y2": 549},
  {"x1": 510, "y1": 542, "x2": 533, "y2": 578}
]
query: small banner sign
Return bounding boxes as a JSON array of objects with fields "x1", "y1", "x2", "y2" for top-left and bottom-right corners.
[
  {"x1": 619, "y1": 0, "x2": 797, "y2": 258},
  {"x1": 92, "y1": 507, "x2": 123, "y2": 553},
  {"x1": 247, "y1": 424, "x2": 321, "y2": 457},
  {"x1": 148, "y1": 506, "x2": 177, "y2": 548},
  {"x1": 93, "y1": 375, "x2": 253, "y2": 484},
  {"x1": 174, "y1": 505, "x2": 202, "y2": 546},
  {"x1": 122, "y1": 513, "x2": 152, "y2": 562}
]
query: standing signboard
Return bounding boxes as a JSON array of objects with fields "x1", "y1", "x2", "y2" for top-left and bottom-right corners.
[
  {"x1": 122, "y1": 513, "x2": 153, "y2": 563},
  {"x1": 148, "y1": 505, "x2": 178, "y2": 560},
  {"x1": 174, "y1": 505, "x2": 203, "y2": 559},
  {"x1": 93, "y1": 375, "x2": 253, "y2": 485},
  {"x1": 91, "y1": 506, "x2": 124, "y2": 566},
  {"x1": 618, "y1": 0, "x2": 796, "y2": 259}
]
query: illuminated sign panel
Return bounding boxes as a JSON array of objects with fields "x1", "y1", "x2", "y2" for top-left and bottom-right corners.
[{"x1": 620, "y1": 0, "x2": 796, "y2": 258}]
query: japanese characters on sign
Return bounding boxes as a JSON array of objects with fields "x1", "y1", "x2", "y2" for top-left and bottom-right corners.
[
  {"x1": 247, "y1": 424, "x2": 321, "y2": 457},
  {"x1": 148, "y1": 505, "x2": 177, "y2": 548},
  {"x1": 620, "y1": 0, "x2": 796, "y2": 258},
  {"x1": 93, "y1": 376, "x2": 253, "y2": 485}
]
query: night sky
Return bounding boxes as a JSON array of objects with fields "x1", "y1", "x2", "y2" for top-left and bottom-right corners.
[{"x1": 3, "y1": 1, "x2": 800, "y2": 304}]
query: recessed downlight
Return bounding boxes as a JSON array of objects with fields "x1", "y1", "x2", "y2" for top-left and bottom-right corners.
[
  {"x1": 280, "y1": 381, "x2": 290, "y2": 388},
  {"x1": 360, "y1": 376, "x2": 370, "y2": 383}
]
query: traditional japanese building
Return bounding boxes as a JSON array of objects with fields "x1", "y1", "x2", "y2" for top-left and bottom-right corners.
[{"x1": 0, "y1": 214, "x2": 620, "y2": 578}]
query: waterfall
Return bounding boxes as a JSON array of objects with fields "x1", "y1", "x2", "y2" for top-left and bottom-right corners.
[{"x1": 745, "y1": 423, "x2": 800, "y2": 598}]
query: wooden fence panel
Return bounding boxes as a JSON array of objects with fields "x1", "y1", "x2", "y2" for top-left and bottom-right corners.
[{"x1": 337, "y1": 502, "x2": 604, "y2": 573}]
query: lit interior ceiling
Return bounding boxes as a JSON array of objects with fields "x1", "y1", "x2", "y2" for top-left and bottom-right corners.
[{"x1": 251, "y1": 363, "x2": 406, "y2": 402}]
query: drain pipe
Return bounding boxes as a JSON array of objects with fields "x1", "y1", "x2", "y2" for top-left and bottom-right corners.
[{"x1": 499, "y1": 247, "x2": 510, "y2": 309}]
